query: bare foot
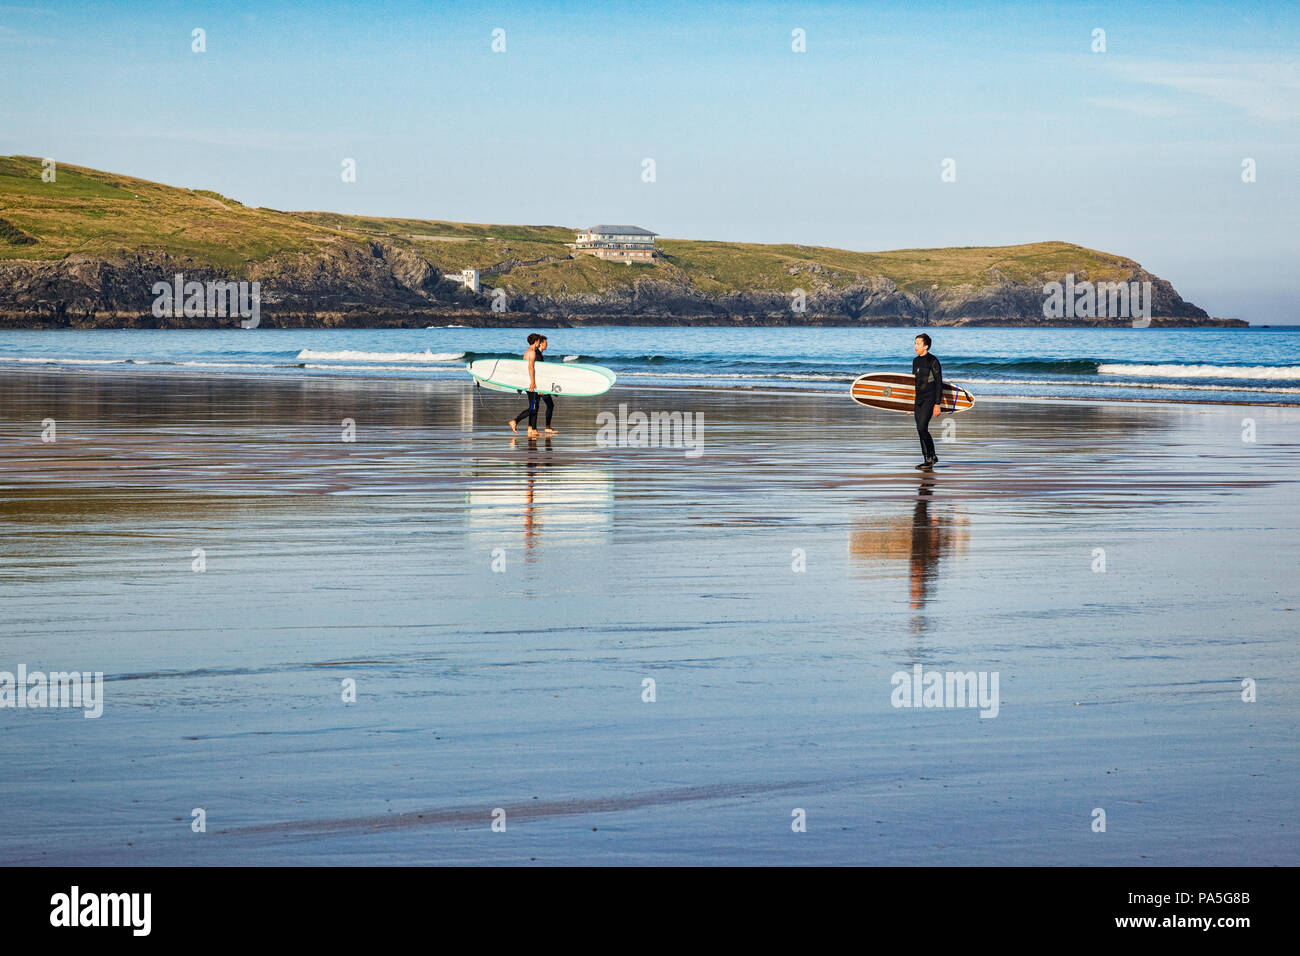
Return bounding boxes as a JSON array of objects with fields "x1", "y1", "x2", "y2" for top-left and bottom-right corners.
[
  {"x1": 544, "y1": 428, "x2": 558, "y2": 435},
  {"x1": 508, "y1": 419, "x2": 517, "y2": 434},
  {"x1": 527, "y1": 428, "x2": 540, "y2": 438}
]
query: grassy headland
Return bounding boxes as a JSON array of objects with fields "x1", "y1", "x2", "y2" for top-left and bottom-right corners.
[{"x1": 0, "y1": 156, "x2": 1233, "y2": 326}]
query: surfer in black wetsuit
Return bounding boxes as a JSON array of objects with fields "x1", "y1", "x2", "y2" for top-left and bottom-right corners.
[
  {"x1": 509, "y1": 333, "x2": 556, "y2": 438},
  {"x1": 912, "y1": 334, "x2": 942, "y2": 470}
]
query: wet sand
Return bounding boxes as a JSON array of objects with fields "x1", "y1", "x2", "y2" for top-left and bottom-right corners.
[{"x1": 0, "y1": 368, "x2": 1297, "y2": 865}]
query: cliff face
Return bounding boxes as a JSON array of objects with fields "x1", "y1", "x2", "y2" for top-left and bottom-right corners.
[
  {"x1": 0, "y1": 241, "x2": 477, "y2": 319},
  {"x1": 0, "y1": 245, "x2": 1230, "y2": 328},
  {"x1": 500, "y1": 267, "x2": 1210, "y2": 323}
]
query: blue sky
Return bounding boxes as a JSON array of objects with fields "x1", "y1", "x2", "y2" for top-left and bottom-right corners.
[{"x1": 2, "y1": 0, "x2": 1297, "y2": 322}]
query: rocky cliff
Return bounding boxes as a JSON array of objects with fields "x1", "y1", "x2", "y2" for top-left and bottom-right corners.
[{"x1": 0, "y1": 243, "x2": 1234, "y2": 328}]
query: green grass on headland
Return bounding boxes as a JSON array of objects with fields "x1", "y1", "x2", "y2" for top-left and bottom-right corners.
[
  {"x1": 0, "y1": 154, "x2": 1150, "y2": 296},
  {"x1": 0, "y1": 156, "x2": 346, "y2": 271}
]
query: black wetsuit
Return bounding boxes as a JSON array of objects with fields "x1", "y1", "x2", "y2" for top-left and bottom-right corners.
[
  {"x1": 912, "y1": 351, "x2": 943, "y2": 461},
  {"x1": 512, "y1": 349, "x2": 554, "y2": 430}
]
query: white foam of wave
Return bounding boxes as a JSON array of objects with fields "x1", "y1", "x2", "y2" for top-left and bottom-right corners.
[
  {"x1": 296, "y1": 349, "x2": 465, "y2": 363},
  {"x1": 961, "y1": 377, "x2": 1300, "y2": 394},
  {"x1": 1097, "y1": 363, "x2": 1300, "y2": 380},
  {"x1": 563, "y1": 355, "x2": 581, "y2": 362},
  {"x1": 619, "y1": 370, "x2": 845, "y2": 382},
  {"x1": 623, "y1": 370, "x2": 1300, "y2": 394},
  {"x1": 5, "y1": 357, "x2": 294, "y2": 370},
  {"x1": 6, "y1": 356, "x2": 1297, "y2": 396},
  {"x1": 302, "y1": 363, "x2": 461, "y2": 373},
  {"x1": 172, "y1": 361, "x2": 286, "y2": 369}
]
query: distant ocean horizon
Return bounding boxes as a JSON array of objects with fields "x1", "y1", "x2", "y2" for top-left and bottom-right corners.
[{"x1": 2, "y1": 325, "x2": 1298, "y2": 404}]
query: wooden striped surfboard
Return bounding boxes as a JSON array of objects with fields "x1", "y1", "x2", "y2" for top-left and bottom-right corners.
[{"x1": 850, "y1": 372, "x2": 975, "y2": 414}]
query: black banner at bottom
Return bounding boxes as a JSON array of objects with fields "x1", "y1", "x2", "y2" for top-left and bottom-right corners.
[{"x1": 0, "y1": 866, "x2": 1282, "y2": 941}]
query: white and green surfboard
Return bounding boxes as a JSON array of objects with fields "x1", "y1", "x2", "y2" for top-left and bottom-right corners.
[{"x1": 466, "y1": 358, "x2": 616, "y2": 397}]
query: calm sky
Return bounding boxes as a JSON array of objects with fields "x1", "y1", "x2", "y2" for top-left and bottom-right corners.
[{"x1": 2, "y1": 0, "x2": 1297, "y2": 322}]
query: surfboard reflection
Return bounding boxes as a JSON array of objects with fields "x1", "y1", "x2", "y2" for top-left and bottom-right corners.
[
  {"x1": 465, "y1": 452, "x2": 613, "y2": 559},
  {"x1": 848, "y1": 476, "x2": 969, "y2": 631}
]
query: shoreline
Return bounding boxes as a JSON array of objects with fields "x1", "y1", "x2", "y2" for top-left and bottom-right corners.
[
  {"x1": 0, "y1": 361, "x2": 1295, "y2": 408},
  {"x1": 0, "y1": 313, "x2": 1254, "y2": 331}
]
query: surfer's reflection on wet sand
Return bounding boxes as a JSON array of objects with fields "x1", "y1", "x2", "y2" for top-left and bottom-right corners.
[
  {"x1": 464, "y1": 442, "x2": 613, "y2": 559},
  {"x1": 849, "y1": 473, "x2": 969, "y2": 634},
  {"x1": 908, "y1": 475, "x2": 940, "y2": 630},
  {"x1": 520, "y1": 440, "x2": 551, "y2": 560}
]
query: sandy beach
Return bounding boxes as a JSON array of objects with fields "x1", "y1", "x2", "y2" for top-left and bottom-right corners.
[{"x1": 0, "y1": 367, "x2": 1296, "y2": 865}]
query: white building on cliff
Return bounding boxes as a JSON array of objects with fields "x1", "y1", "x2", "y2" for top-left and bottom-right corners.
[{"x1": 570, "y1": 225, "x2": 657, "y2": 263}]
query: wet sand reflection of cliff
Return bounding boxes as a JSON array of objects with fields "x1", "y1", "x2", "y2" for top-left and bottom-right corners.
[{"x1": 849, "y1": 474, "x2": 970, "y2": 633}]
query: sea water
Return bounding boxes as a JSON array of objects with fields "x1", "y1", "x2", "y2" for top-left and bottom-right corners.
[{"x1": 1, "y1": 325, "x2": 1297, "y2": 404}]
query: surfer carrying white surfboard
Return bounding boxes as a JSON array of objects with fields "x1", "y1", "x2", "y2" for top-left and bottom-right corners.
[
  {"x1": 509, "y1": 333, "x2": 557, "y2": 438},
  {"x1": 912, "y1": 334, "x2": 942, "y2": 470}
]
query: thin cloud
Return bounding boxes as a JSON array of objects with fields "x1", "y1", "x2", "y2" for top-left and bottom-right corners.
[
  {"x1": 1106, "y1": 59, "x2": 1300, "y2": 125},
  {"x1": 1086, "y1": 96, "x2": 1186, "y2": 118},
  {"x1": 0, "y1": 23, "x2": 54, "y2": 44}
]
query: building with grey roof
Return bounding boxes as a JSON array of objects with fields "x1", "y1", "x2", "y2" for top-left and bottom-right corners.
[{"x1": 570, "y1": 225, "x2": 658, "y2": 262}]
